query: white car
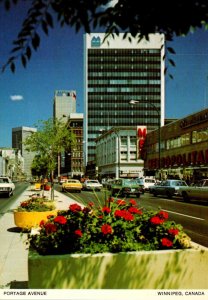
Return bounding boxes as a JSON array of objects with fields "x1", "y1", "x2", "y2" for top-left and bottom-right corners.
[
  {"x1": 0, "y1": 176, "x2": 15, "y2": 197},
  {"x1": 82, "y1": 180, "x2": 103, "y2": 191}
]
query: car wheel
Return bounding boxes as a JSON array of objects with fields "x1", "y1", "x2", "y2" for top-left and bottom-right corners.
[
  {"x1": 182, "y1": 192, "x2": 190, "y2": 202},
  {"x1": 166, "y1": 191, "x2": 172, "y2": 199},
  {"x1": 153, "y1": 191, "x2": 157, "y2": 197}
]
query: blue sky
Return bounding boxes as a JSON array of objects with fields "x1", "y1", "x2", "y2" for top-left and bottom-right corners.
[{"x1": 0, "y1": 2, "x2": 208, "y2": 147}]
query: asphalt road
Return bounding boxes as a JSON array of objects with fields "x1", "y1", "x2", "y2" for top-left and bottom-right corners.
[
  {"x1": 0, "y1": 182, "x2": 29, "y2": 217},
  {"x1": 55, "y1": 185, "x2": 208, "y2": 248},
  {"x1": 1, "y1": 183, "x2": 207, "y2": 247}
]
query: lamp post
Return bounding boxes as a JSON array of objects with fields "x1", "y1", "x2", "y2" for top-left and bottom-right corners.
[
  {"x1": 114, "y1": 129, "x2": 120, "y2": 178},
  {"x1": 129, "y1": 100, "x2": 161, "y2": 179}
]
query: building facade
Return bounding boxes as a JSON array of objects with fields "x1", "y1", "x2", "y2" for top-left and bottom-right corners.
[
  {"x1": 0, "y1": 148, "x2": 24, "y2": 179},
  {"x1": 53, "y1": 90, "x2": 76, "y2": 121},
  {"x1": 12, "y1": 127, "x2": 37, "y2": 179},
  {"x1": 84, "y1": 33, "x2": 165, "y2": 165},
  {"x1": 96, "y1": 126, "x2": 145, "y2": 179},
  {"x1": 144, "y1": 108, "x2": 208, "y2": 182},
  {"x1": 61, "y1": 113, "x2": 84, "y2": 178}
]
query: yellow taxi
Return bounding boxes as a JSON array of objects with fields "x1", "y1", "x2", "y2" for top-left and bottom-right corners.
[{"x1": 62, "y1": 179, "x2": 82, "y2": 193}]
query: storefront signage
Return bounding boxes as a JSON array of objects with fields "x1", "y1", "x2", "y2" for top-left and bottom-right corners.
[
  {"x1": 180, "y1": 111, "x2": 208, "y2": 128},
  {"x1": 137, "y1": 126, "x2": 146, "y2": 159},
  {"x1": 148, "y1": 149, "x2": 208, "y2": 169}
]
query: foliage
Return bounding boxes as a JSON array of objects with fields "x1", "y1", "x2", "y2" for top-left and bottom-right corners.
[
  {"x1": 24, "y1": 118, "x2": 76, "y2": 199},
  {"x1": 24, "y1": 118, "x2": 76, "y2": 177},
  {"x1": 1, "y1": 0, "x2": 208, "y2": 72},
  {"x1": 28, "y1": 198, "x2": 191, "y2": 255},
  {"x1": 16, "y1": 197, "x2": 55, "y2": 212},
  {"x1": 31, "y1": 154, "x2": 48, "y2": 177}
]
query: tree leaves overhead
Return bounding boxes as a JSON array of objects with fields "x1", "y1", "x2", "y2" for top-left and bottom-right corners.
[{"x1": 1, "y1": 0, "x2": 208, "y2": 72}]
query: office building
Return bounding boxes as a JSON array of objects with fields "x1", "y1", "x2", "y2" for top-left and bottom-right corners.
[
  {"x1": 12, "y1": 127, "x2": 37, "y2": 179},
  {"x1": 53, "y1": 90, "x2": 76, "y2": 121},
  {"x1": 84, "y1": 33, "x2": 165, "y2": 165}
]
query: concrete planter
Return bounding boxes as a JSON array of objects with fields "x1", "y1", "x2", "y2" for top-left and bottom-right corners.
[
  {"x1": 28, "y1": 242, "x2": 208, "y2": 289},
  {"x1": 14, "y1": 210, "x2": 57, "y2": 229}
]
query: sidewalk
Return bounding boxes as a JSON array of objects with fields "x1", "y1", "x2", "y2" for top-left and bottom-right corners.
[{"x1": 0, "y1": 186, "x2": 83, "y2": 289}]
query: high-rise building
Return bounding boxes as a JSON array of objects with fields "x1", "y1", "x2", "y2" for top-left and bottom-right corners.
[
  {"x1": 84, "y1": 33, "x2": 165, "y2": 164},
  {"x1": 53, "y1": 90, "x2": 77, "y2": 121},
  {"x1": 12, "y1": 126, "x2": 37, "y2": 179}
]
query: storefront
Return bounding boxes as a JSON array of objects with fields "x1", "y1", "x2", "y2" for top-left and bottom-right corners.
[{"x1": 144, "y1": 108, "x2": 208, "y2": 182}]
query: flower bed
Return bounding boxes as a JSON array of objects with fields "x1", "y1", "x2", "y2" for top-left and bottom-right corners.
[
  {"x1": 29, "y1": 199, "x2": 191, "y2": 255},
  {"x1": 27, "y1": 198, "x2": 208, "y2": 288},
  {"x1": 13, "y1": 197, "x2": 56, "y2": 229}
]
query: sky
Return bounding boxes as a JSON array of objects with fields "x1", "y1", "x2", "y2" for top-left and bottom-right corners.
[{"x1": 0, "y1": 2, "x2": 208, "y2": 148}]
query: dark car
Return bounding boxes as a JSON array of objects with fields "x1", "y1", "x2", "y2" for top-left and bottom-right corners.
[
  {"x1": 151, "y1": 179, "x2": 188, "y2": 199},
  {"x1": 110, "y1": 178, "x2": 142, "y2": 198}
]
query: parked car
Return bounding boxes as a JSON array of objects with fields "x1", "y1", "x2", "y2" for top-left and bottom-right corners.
[
  {"x1": 82, "y1": 179, "x2": 103, "y2": 191},
  {"x1": 150, "y1": 179, "x2": 188, "y2": 199},
  {"x1": 178, "y1": 179, "x2": 208, "y2": 202},
  {"x1": 0, "y1": 176, "x2": 15, "y2": 197},
  {"x1": 135, "y1": 177, "x2": 156, "y2": 192},
  {"x1": 110, "y1": 178, "x2": 142, "y2": 198},
  {"x1": 62, "y1": 179, "x2": 82, "y2": 193}
]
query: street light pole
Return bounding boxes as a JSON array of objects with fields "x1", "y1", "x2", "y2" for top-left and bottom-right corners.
[
  {"x1": 114, "y1": 129, "x2": 120, "y2": 178},
  {"x1": 129, "y1": 100, "x2": 161, "y2": 179}
]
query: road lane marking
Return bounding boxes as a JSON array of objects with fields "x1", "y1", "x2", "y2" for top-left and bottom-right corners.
[{"x1": 163, "y1": 209, "x2": 205, "y2": 221}]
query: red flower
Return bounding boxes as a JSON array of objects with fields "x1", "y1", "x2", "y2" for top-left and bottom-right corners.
[
  {"x1": 88, "y1": 202, "x2": 94, "y2": 207},
  {"x1": 39, "y1": 220, "x2": 45, "y2": 227},
  {"x1": 20, "y1": 201, "x2": 29, "y2": 207},
  {"x1": 44, "y1": 223, "x2": 57, "y2": 234},
  {"x1": 158, "y1": 210, "x2": 168, "y2": 220},
  {"x1": 54, "y1": 215, "x2": 67, "y2": 224},
  {"x1": 128, "y1": 207, "x2": 142, "y2": 215},
  {"x1": 129, "y1": 199, "x2": 137, "y2": 206},
  {"x1": 150, "y1": 216, "x2": 164, "y2": 225},
  {"x1": 101, "y1": 224, "x2": 112, "y2": 235},
  {"x1": 168, "y1": 228, "x2": 179, "y2": 236},
  {"x1": 161, "y1": 237, "x2": 173, "y2": 247},
  {"x1": 102, "y1": 206, "x2": 111, "y2": 214},
  {"x1": 74, "y1": 229, "x2": 83, "y2": 237},
  {"x1": 69, "y1": 203, "x2": 82, "y2": 212},
  {"x1": 114, "y1": 209, "x2": 134, "y2": 221}
]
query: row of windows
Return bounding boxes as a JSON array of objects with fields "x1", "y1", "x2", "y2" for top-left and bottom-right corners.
[
  {"x1": 88, "y1": 58, "x2": 161, "y2": 64},
  {"x1": 88, "y1": 79, "x2": 160, "y2": 85},
  {"x1": 149, "y1": 127, "x2": 208, "y2": 153},
  {"x1": 88, "y1": 95, "x2": 161, "y2": 101},
  {"x1": 88, "y1": 71, "x2": 160, "y2": 77},
  {"x1": 88, "y1": 87, "x2": 161, "y2": 93},
  {"x1": 88, "y1": 65, "x2": 161, "y2": 71},
  {"x1": 88, "y1": 49, "x2": 160, "y2": 55}
]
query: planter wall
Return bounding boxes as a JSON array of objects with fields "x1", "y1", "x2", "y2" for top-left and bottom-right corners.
[
  {"x1": 28, "y1": 242, "x2": 208, "y2": 289},
  {"x1": 14, "y1": 210, "x2": 57, "y2": 229}
]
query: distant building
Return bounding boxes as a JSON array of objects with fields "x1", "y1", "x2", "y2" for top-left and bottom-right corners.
[
  {"x1": 96, "y1": 126, "x2": 145, "y2": 179},
  {"x1": 65, "y1": 113, "x2": 84, "y2": 178},
  {"x1": 84, "y1": 33, "x2": 165, "y2": 165},
  {"x1": 12, "y1": 127, "x2": 37, "y2": 179},
  {"x1": 0, "y1": 148, "x2": 24, "y2": 179},
  {"x1": 53, "y1": 90, "x2": 77, "y2": 121}
]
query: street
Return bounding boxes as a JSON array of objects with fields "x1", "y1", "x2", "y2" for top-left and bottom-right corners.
[
  {"x1": 0, "y1": 182, "x2": 29, "y2": 217},
  {"x1": 55, "y1": 185, "x2": 208, "y2": 248},
  {"x1": 0, "y1": 182, "x2": 207, "y2": 248}
]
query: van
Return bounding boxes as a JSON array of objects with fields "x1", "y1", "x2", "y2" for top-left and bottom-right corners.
[{"x1": 136, "y1": 178, "x2": 156, "y2": 192}]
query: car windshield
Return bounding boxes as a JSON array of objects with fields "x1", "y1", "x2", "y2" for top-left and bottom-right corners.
[
  {"x1": 0, "y1": 178, "x2": 9, "y2": 183},
  {"x1": 87, "y1": 180, "x2": 99, "y2": 183}
]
